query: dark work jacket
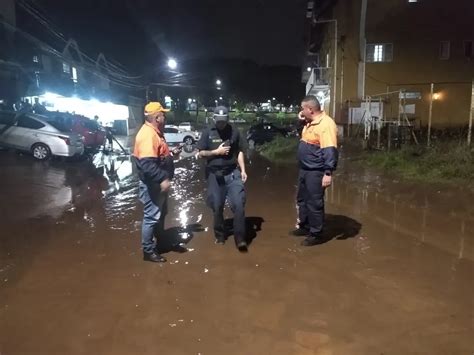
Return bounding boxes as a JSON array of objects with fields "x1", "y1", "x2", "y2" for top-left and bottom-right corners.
[
  {"x1": 133, "y1": 122, "x2": 174, "y2": 185},
  {"x1": 197, "y1": 123, "x2": 245, "y2": 175}
]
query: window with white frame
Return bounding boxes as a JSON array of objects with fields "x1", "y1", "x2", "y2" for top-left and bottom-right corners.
[
  {"x1": 62, "y1": 62, "x2": 71, "y2": 74},
  {"x1": 439, "y1": 41, "x2": 450, "y2": 60},
  {"x1": 33, "y1": 55, "x2": 39, "y2": 63},
  {"x1": 72, "y1": 67, "x2": 78, "y2": 83},
  {"x1": 366, "y1": 43, "x2": 393, "y2": 62}
]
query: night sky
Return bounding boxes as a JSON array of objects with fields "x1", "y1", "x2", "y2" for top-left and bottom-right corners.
[{"x1": 33, "y1": 0, "x2": 308, "y2": 74}]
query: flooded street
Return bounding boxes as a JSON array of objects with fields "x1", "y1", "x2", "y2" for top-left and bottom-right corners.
[{"x1": 0, "y1": 147, "x2": 473, "y2": 355}]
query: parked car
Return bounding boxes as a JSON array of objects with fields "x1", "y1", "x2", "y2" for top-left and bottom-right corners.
[
  {"x1": 178, "y1": 122, "x2": 193, "y2": 131},
  {"x1": 164, "y1": 125, "x2": 201, "y2": 145},
  {"x1": 246, "y1": 122, "x2": 288, "y2": 148},
  {"x1": 43, "y1": 112, "x2": 106, "y2": 152},
  {"x1": 0, "y1": 111, "x2": 84, "y2": 160}
]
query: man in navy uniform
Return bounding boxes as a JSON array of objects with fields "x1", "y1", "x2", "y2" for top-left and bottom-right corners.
[
  {"x1": 291, "y1": 95, "x2": 339, "y2": 246},
  {"x1": 197, "y1": 106, "x2": 248, "y2": 252}
]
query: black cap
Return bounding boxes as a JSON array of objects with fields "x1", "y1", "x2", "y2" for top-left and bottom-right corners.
[{"x1": 213, "y1": 106, "x2": 229, "y2": 121}]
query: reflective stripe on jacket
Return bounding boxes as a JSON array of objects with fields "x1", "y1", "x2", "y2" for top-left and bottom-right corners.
[
  {"x1": 297, "y1": 112, "x2": 338, "y2": 172},
  {"x1": 133, "y1": 122, "x2": 174, "y2": 184}
]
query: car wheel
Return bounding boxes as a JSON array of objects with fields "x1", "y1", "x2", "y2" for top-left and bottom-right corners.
[
  {"x1": 183, "y1": 136, "x2": 194, "y2": 145},
  {"x1": 31, "y1": 143, "x2": 51, "y2": 161},
  {"x1": 248, "y1": 139, "x2": 255, "y2": 149}
]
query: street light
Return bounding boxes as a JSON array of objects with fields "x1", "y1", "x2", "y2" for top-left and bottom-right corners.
[
  {"x1": 216, "y1": 79, "x2": 222, "y2": 86},
  {"x1": 167, "y1": 58, "x2": 177, "y2": 70}
]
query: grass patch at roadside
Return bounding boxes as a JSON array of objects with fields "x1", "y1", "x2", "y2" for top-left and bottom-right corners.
[
  {"x1": 360, "y1": 141, "x2": 474, "y2": 187},
  {"x1": 257, "y1": 136, "x2": 299, "y2": 163}
]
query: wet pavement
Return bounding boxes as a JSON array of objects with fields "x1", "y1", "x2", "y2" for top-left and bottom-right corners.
[{"x1": 0, "y1": 144, "x2": 473, "y2": 355}]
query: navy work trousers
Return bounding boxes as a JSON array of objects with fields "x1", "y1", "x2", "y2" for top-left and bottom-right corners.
[
  {"x1": 206, "y1": 169, "x2": 246, "y2": 243},
  {"x1": 296, "y1": 169, "x2": 325, "y2": 237}
]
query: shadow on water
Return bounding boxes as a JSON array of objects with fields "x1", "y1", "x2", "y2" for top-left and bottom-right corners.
[
  {"x1": 156, "y1": 223, "x2": 205, "y2": 254},
  {"x1": 223, "y1": 216, "x2": 265, "y2": 246},
  {"x1": 309, "y1": 214, "x2": 362, "y2": 245}
]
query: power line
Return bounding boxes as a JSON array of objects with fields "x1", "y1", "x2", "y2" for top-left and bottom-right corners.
[
  {"x1": 18, "y1": 0, "x2": 143, "y2": 81},
  {"x1": 0, "y1": 19, "x2": 145, "y2": 91}
]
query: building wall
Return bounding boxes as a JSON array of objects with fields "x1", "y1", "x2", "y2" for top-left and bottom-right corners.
[
  {"x1": 0, "y1": 0, "x2": 15, "y2": 26},
  {"x1": 0, "y1": 0, "x2": 18, "y2": 101},
  {"x1": 310, "y1": 0, "x2": 474, "y2": 128}
]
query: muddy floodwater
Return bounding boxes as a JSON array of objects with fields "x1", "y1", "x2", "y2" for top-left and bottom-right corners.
[{"x1": 0, "y1": 146, "x2": 472, "y2": 355}]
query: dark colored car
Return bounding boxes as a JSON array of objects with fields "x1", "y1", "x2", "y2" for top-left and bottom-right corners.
[
  {"x1": 246, "y1": 122, "x2": 288, "y2": 148},
  {"x1": 44, "y1": 112, "x2": 106, "y2": 152}
]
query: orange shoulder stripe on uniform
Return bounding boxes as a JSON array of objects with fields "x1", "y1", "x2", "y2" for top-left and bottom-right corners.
[{"x1": 133, "y1": 123, "x2": 170, "y2": 158}]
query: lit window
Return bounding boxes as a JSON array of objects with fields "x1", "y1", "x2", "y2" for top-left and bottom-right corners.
[
  {"x1": 306, "y1": 1, "x2": 314, "y2": 18},
  {"x1": 408, "y1": 0, "x2": 418, "y2": 3},
  {"x1": 366, "y1": 43, "x2": 393, "y2": 63},
  {"x1": 33, "y1": 55, "x2": 39, "y2": 63},
  {"x1": 72, "y1": 67, "x2": 78, "y2": 83},
  {"x1": 374, "y1": 45, "x2": 383, "y2": 62},
  {"x1": 63, "y1": 62, "x2": 71, "y2": 74},
  {"x1": 439, "y1": 41, "x2": 450, "y2": 60},
  {"x1": 464, "y1": 41, "x2": 473, "y2": 59}
]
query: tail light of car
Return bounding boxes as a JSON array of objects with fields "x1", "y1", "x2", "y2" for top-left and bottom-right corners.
[{"x1": 58, "y1": 136, "x2": 71, "y2": 145}]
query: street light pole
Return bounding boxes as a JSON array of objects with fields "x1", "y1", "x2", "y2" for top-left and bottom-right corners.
[{"x1": 314, "y1": 19, "x2": 337, "y2": 118}]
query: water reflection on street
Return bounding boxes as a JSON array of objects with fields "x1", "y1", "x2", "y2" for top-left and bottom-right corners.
[{"x1": 0, "y1": 147, "x2": 472, "y2": 355}]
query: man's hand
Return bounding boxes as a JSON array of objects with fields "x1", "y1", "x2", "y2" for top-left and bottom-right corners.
[
  {"x1": 171, "y1": 144, "x2": 183, "y2": 156},
  {"x1": 241, "y1": 171, "x2": 248, "y2": 183},
  {"x1": 214, "y1": 142, "x2": 230, "y2": 156},
  {"x1": 322, "y1": 175, "x2": 332, "y2": 188},
  {"x1": 160, "y1": 179, "x2": 171, "y2": 192}
]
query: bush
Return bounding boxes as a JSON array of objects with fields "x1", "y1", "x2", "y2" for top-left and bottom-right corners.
[
  {"x1": 257, "y1": 136, "x2": 299, "y2": 163},
  {"x1": 363, "y1": 141, "x2": 474, "y2": 186}
]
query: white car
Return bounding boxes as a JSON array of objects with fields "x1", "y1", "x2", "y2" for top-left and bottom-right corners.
[
  {"x1": 0, "y1": 111, "x2": 84, "y2": 160},
  {"x1": 164, "y1": 125, "x2": 200, "y2": 145},
  {"x1": 178, "y1": 122, "x2": 193, "y2": 131}
]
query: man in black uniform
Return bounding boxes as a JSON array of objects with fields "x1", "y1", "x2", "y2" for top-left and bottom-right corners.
[{"x1": 197, "y1": 106, "x2": 248, "y2": 252}]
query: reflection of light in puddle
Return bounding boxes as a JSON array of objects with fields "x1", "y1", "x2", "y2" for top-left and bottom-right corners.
[{"x1": 179, "y1": 208, "x2": 189, "y2": 228}]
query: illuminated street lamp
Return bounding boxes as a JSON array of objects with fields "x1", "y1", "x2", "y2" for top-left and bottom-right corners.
[
  {"x1": 216, "y1": 79, "x2": 222, "y2": 86},
  {"x1": 167, "y1": 58, "x2": 178, "y2": 70}
]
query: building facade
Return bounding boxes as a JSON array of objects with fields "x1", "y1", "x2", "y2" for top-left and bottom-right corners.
[
  {"x1": 304, "y1": 0, "x2": 474, "y2": 131},
  {"x1": 0, "y1": 0, "x2": 144, "y2": 133}
]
